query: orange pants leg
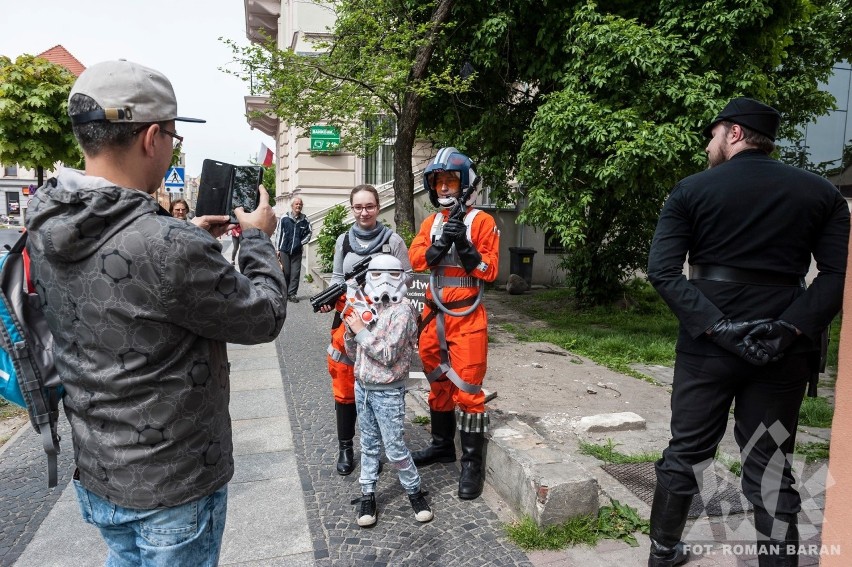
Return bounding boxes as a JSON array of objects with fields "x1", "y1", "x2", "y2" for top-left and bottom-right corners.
[{"x1": 328, "y1": 323, "x2": 355, "y2": 404}]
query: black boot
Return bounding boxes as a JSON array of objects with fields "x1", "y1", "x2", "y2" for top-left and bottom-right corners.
[
  {"x1": 335, "y1": 402, "x2": 357, "y2": 476},
  {"x1": 648, "y1": 483, "x2": 692, "y2": 567},
  {"x1": 458, "y1": 430, "x2": 486, "y2": 500},
  {"x1": 412, "y1": 410, "x2": 456, "y2": 466},
  {"x1": 754, "y1": 507, "x2": 798, "y2": 567}
]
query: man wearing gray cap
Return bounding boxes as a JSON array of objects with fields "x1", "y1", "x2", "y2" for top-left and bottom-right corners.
[
  {"x1": 25, "y1": 60, "x2": 287, "y2": 565},
  {"x1": 647, "y1": 97, "x2": 848, "y2": 566}
]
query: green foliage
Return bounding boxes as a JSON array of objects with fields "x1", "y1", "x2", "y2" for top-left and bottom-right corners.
[
  {"x1": 262, "y1": 166, "x2": 276, "y2": 201},
  {"x1": 395, "y1": 222, "x2": 417, "y2": 247},
  {"x1": 428, "y1": 0, "x2": 848, "y2": 305},
  {"x1": 579, "y1": 439, "x2": 661, "y2": 464},
  {"x1": 506, "y1": 499, "x2": 649, "y2": 550},
  {"x1": 798, "y1": 397, "x2": 834, "y2": 428},
  {"x1": 597, "y1": 500, "x2": 651, "y2": 547},
  {"x1": 222, "y1": 0, "x2": 465, "y2": 232},
  {"x1": 412, "y1": 415, "x2": 430, "y2": 425},
  {"x1": 0, "y1": 54, "x2": 82, "y2": 178},
  {"x1": 795, "y1": 441, "x2": 830, "y2": 462},
  {"x1": 317, "y1": 205, "x2": 349, "y2": 272}
]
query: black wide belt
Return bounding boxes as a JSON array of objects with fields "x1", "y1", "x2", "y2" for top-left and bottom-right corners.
[{"x1": 690, "y1": 265, "x2": 804, "y2": 287}]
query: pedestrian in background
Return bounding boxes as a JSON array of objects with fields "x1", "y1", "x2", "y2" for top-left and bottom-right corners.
[
  {"x1": 647, "y1": 97, "x2": 849, "y2": 566},
  {"x1": 318, "y1": 184, "x2": 412, "y2": 476},
  {"x1": 275, "y1": 196, "x2": 311, "y2": 302},
  {"x1": 343, "y1": 254, "x2": 432, "y2": 527},
  {"x1": 408, "y1": 148, "x2": 500, "y2": 501},
  {"x1": 170, "y1": 197, "x2": 189, "y2": 220},
  {"x1": 229, "y1": 224, "x2": 243, "y2": 265},
  {"x1": 25, "y1": 59, "x2": 288, "y2": 566}
]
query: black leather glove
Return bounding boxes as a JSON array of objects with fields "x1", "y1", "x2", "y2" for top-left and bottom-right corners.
[
  {"x1": 440, "y1": 218, "x2": 466, "y2": 244},
  {"x1": 425, "y1": 240, "x2": 451, "y2": 266},
  {"x1": 707, "y1": 318, "x2": 773, "y2": 364},
  {"x1": 455, "y1": 238, "x2": 482, "y2": 273},
  {"x1": 743, "y1": 320, "x2": 799, "y2": 364}
]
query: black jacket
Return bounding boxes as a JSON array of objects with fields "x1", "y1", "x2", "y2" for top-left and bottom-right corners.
[
  {"x1": 648, "y1": 149, "x2": 849, "y2": 355},
  {"x1": 275, "y1": 212, "x2": 312, "y2": 255}
]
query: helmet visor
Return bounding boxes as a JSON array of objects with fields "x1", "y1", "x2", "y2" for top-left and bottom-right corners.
[{"x1": 427, "y1": 170, "x2": 461, "y2": 191}]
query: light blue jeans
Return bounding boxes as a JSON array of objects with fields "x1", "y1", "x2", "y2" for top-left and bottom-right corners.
[
  {"x1": 73, "y1": 480, "x2": 227, "y2": 567},
  {"x1": 355, "y1": 382, "x2": 421, "y2": 495}
]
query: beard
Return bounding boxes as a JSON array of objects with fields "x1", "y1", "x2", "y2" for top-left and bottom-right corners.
[{"x1": 706, "y1": 141, "x2": 729, "y2": 168}]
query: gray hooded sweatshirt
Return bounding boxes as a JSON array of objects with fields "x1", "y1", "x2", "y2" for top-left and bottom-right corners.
[{"x1": 25, "y1": 168, "x2": 287, "y2": 509}]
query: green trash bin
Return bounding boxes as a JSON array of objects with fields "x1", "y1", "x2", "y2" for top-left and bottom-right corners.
[{"x1": 508, "y1": 247, "x2": 537, "y2": 286}]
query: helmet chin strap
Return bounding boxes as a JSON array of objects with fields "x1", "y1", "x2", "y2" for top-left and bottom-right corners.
[{"x1": 438, "y1": 196, "x2": 458, "y2": 208}]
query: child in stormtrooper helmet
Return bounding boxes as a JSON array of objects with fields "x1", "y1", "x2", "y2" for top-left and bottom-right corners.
[{"x1": 343, "y1": 254, "x2": 432, "y2": 527}]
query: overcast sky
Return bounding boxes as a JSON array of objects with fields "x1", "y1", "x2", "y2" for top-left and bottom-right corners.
[{"x1": 0, "y1": 0, "x2": 274, "y2": 177}]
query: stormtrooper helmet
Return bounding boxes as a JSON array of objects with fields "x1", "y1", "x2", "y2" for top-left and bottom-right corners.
[{"x1": 364, "y1": 254, "x2": 408, "y2": 304}]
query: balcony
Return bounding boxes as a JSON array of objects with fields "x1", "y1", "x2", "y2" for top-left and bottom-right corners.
[{"x1": 245, "y1": 0, "x2": 279, "y2": 44}]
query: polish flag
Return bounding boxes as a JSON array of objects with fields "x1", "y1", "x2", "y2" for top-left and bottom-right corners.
[{"x1": 259, "y1": 143, "x2": 274, "y2": 167}]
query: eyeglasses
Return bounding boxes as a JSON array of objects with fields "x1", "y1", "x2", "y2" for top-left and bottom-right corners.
[
  {"x1": 160, "y1": 128, "x2": 183, "y2": 149},
  {"x1": 352, "y1": 204, "x2": 377, "y2": 213},
  {"x1": 133, "y1": 124, "x2": 184, "y2": 149}
]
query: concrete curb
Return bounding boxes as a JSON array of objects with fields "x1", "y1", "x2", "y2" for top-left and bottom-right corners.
[{"x1": 407, "y1": 383, "x2": 600, "y2": 527}]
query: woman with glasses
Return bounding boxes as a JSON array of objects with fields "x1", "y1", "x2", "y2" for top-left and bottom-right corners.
[{"x1": 318, "y1": 184, "x2": 413, "y2": 476}]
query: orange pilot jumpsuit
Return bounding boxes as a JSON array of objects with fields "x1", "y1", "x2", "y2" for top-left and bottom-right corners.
[{"x1": 409, "y1": 208, "x2": 499, "y2": 424}]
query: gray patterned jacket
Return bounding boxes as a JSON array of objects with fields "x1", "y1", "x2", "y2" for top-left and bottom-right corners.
[{"x1": 25, "y1": 168, "x2": 287, "y2": 509}]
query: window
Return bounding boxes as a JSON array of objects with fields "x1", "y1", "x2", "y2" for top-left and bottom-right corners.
[
  {"x1": 476, "y1": 185, "x2": 518, "y2": 210},
  {"x1": 363, "y1": 116, "x2": 395, "y2": 186},
  {"x1": 544, "y1": 229, "x2": 566, "y2": 255},
  {"x1": 3, "y1": 165, "x2": 17, "y2": 177}
]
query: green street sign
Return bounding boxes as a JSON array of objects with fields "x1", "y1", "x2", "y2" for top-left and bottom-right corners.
[{"x1": 310, "y1": 125, "x2": 340, "y2": 152}]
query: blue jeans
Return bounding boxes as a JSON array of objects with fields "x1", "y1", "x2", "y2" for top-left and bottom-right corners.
[
  {"x1": 355, "y1": 382, "x2": 421, "y2": 495},
  {"x1": 73, "y1": 480, "x2": 228, "y2": 567}
]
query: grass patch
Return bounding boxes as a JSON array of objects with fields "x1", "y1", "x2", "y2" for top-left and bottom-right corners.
[
  {"x1": 506, "y1": 499, "x2": 649, "y2": 549},
  {"x1": 0, "y1": 400, "x2": 25, "y2": 420},
  {"x1": 795, "y1": 441, "x2": 830, "y2": 462},
  {"x1": 411, "y1": 415, "x2": 430, "y2": 425},
  {"x1": 495, "y1": 282, "x2": 842, "y2": 383},
  {"x1": 497, "y1": 281, "x2": 679, "y2": 379},
  {"x1": 715, "y1": 452, "x2": 742, "y2": 477},
  {"x1": 578, "y1": 439, "x2": 661, "y2": 464},
  {"x1": 798, "y1": 397, "x2": 833, "y2": 428}
]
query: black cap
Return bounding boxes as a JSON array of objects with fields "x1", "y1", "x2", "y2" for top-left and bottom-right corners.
[{"x1": 702, "y1": 97, "x2": 781, "y2": 141}]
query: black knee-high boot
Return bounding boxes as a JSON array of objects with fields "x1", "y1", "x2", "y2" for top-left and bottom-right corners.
[
  {"x1": 458, "y1": 430, "x2": 486, "y2": 500},
  {"x1": 412, "y1": 410, "x2": 456, "y2": 466},
  {"x1": 648, "y1": 483, "x2": 692, "y2": 566},
  {"x1": 754, "y1": 507, "x2": 798, "y2": 567},
  {"x1": 335, "y1": 402, "x2": 357, "y2": 476}
]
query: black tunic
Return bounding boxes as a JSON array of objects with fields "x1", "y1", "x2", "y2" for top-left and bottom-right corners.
[{"x1": 647, "y1": 148, "x2": 849, "y2": 356}]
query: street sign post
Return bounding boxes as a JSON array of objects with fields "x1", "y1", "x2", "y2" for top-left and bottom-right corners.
[
  {"x1": 309, "y1": 125, "x2": 340, "y2": 153},
  {"x1": 164, "y1": 166, "x2": 185, "y2": 190}
]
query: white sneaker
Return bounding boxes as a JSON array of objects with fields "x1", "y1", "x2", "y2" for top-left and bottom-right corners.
[
  {"x1": 408, "y1": 490, "x2": 433, "y2": 523},
  {"x1": 351, "y1": 493, "x2": 377, "y2": 527}
]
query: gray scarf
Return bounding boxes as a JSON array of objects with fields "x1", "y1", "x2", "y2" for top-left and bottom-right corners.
[{"x1": 348, "y1": 224, "x2": 392, "y2": 255}]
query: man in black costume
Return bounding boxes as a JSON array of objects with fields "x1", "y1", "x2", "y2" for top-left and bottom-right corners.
[{"x1": 646, "y1": 97, "x2": 849, "y2": 566}]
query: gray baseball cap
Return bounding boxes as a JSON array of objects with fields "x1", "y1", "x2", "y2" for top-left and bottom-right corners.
[{"x1": 68, "y1": 59, "x2": 205, "y2": 125}]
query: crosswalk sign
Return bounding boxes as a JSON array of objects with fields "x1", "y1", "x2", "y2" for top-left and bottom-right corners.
[{"x1": 164, "y1": 167, "x2": 185, "y2": 189}]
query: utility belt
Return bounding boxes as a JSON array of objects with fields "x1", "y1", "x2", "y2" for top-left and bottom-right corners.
[
  {"x1": 419, "y1": 296, "x2": 479, "y2": 334},
  {"x1": 690, "y1": 265, "x2": 805, "y2": 288}
]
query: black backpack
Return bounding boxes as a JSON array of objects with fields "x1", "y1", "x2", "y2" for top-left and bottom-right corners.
[{"x1": 0, "y1": 231, "x2": 62, "y2": 487}]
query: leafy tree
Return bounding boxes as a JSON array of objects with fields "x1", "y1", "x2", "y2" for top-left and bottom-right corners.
[
  {"x1": 225, "y1": 0, "x2": 467, "y2": 235},
  {"x1": 317, "y1": 204, "x2": 349, "y2": 272},
  {"x1": 428, "y1": 0, "x2": 849, "y2": 305},
  {"x1": 0, "y1": 54, "x2": 81, "y2": 187}
]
